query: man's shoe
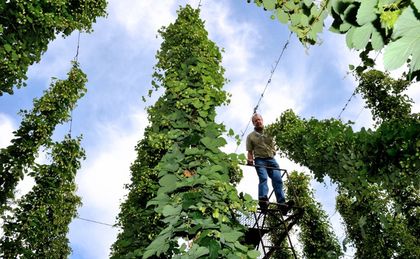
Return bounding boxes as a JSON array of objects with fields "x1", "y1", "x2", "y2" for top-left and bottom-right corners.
[
  {"x1": 277, "y1": 202, "x2": 290, "y2": 215},
  {"x1": 286, "y1": 200, "x2": 295, "y2": 207},
  {"x1": 259, "y1": 197, "x2": 269, "y2": 213}
]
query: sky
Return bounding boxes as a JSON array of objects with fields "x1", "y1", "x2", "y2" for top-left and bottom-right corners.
[{"x1": 0, "y1": 0, "x2": 419, "y2": 258}]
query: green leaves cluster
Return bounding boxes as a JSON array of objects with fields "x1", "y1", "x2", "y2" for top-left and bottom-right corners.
[
  {"x1": 266, "y1": 71, "x2": 419, "y2": 257},
  {"x1": 248, "y1": 0, "x2": 420, "y2": 79},
  {"x1": 0, "y1": 136, "x2": 85, "y2": 258},
  {"x1": 0, "y1": 62, "x2": 87, "y2": 257},
  {"x1": 253, "y1": 0, "x2": 329, "y2": 45},
  {"x1": 356, "y1": 69, "x2": 412, "y2": 124},
  {"x1": 145, "y1": 143, "x2": 256, "y2": 258},
  {"x1": 0, "y1": 62, "x2": 87, "y2": 213},
  {"x1": 0, "y1": 0, "x2": 107, "y2": 95},
  {"x1": 330, "y1": 0, "x2": 420, "y2": 77},
  {"x1": 112, "y1": 5, "x2": 257, "y2": 259},
  {"x1": 337, "y1": 184, "x2": 419, "y2": 258}
]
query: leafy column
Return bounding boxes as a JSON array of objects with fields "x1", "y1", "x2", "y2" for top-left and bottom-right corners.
[
  {"x1": 113, "y1": 5, "x2": 257, "y2": 259},
  {"x1": 0, "y1": 0, "x2": 107, "y2": 95},
  {"x1": 0, "y1": 136, "x2": 85, "y2": 258},
  {"x1": 286, "y1": 171, "x2": 341, "y2": 259},
  {"x1": 110, "y1": 132, "x2": 170, "y2": 258},
  {"x1": 0, "y1": 62, "x2": 87, "y2": 214},
  {"x1": 336, "y1": 185, "x2": 419, "y2": 258}
]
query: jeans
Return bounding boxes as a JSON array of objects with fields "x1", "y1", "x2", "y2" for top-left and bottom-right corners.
[{"x1": 254, "y1": 157, "x2": 285, "y2": 203}]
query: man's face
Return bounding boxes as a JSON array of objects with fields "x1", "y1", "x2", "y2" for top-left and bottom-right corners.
[{"x1": 252, "y1": 115, "x2": 264, "y2": 129}]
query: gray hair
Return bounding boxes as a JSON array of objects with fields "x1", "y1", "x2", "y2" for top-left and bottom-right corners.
[{"x1": 251, "y1": 113, "x2": 262, "y2": 124}]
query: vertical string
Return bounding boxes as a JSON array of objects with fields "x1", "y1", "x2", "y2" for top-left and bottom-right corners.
[
  {"x1": 74, "y1": 31, "x2": 81, "y2": 63},
  {"x1": 69, "y1": 31, "x2": 81, "y2": 137}
]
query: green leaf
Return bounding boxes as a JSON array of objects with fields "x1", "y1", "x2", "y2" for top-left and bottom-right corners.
[
  {"x1": 228, "y1": 128, "x2": 234, "y2": 136},
  {"x1": 162, "y1": 204, "x2": 182, "y2": 217},
  {"x1": 339, "y1": 22, "x2": 352, "y2": 32},
  {"x1": 210, "y1": 164, "x2": 223, "y2": 173},
  {"x1": 4, "y1": 44, "x2": 12, "y2": 52},
  {"x1": 144, "y1": 234, "x2": 170, "y2": 258},
  {"x1": 351, "y1": 23, "x2": 374, "y2": 49},
  {"x1": 189, "y1": 244, "x2": 209, "y2": 257},
  {"x1": 262, "y1": 0, "x2": 276, "y2": 10},
  {"x1": 303, "y1": 0, "x2": 313, "y2": 7},
  {"x1": 221, "y1": 230, "x2": 243, "y2": 243},
  {"x1": 411, "y1": 42, "x2": 420, "y2": 71},
  {"x1": 384, "y1": 36, "x2": 420, "y2": 71},
  {"x1": 161, "y1": 162, "x2": 179, "y2": 173},
  {"x1": 392, "y1": 6, "x2": 420, "y2": 39},
  {"x1": 356, "y1": 0, "x2": 377, "y2": 25},
  {"x1": 234, "y1": 241, "x2": 248, "y2": 252},
  {"x1": 185, "y1": 147, "x2": 203, "y2": 155},
  {"x1": 276, "y1": 9, "x2": 288, "y2": 24},
  {"x1": 371, "y1": 29, "x2": 384, "y2": 50},
  {"x1": 247, "y1": 250, "x2": 260, "y2": 258},
  {"x1": 201, "y1": 136, "x2": 226, "y2": 152},
  {"x1": 384, "y1": 6, "x2": 420, "y2": 71},
  {"x1": 206, "y1": 239, "x2": 221, "y2": 258},
  {"x1": 414, "y1": 1, "x2": 420, "y2": 11},
  {"x1": 290, "y1": 13, "x2": 301, "y2": 27},
  {"x1": 346, "y1": 27, "x2": 356, "y2": 48},
  {"x1": 147, "y1": 193, "x2": 170, "y2": 207},
  {"x1": 159, "y1": 174, "x2": 178, "y2": 188}
]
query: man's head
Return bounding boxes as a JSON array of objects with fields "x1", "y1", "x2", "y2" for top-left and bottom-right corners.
[{"x1": 252, "y1": 113, "x2": 264, "y2": 130}]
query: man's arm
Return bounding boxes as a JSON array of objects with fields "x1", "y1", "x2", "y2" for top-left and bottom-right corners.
[{"x1": 247, "y1": 150, "x2": 254, "y2": 165}]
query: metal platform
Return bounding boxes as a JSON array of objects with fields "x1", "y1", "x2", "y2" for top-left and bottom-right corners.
[{"x1": 238, "y1": 201, "x2": 304, "y2": 258}]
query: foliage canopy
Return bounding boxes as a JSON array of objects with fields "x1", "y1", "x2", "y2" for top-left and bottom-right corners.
[
  {"x1": 0, "y1": 62, "x2": 87, "y2": 213},
  {"x1": 0, "y1": 0, "x2": 107, "y2": 95},
  {"x1": 250, "y1": 0, "x2": 420, "y2": 79},
  {"x1": 267, "y1": 70, "x2": 419, "y2": 257}
]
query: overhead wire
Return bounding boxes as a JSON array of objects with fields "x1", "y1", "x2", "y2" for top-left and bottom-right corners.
[
  {"x1": 234, "y1": 31, "x2": 293, "y2": 153},
  {"x1": 232, "y1": 3, "x2": 340, "y2": 255},
  {"x1": 337, "y1": 51, "x2": 381, "y2": 121},
  {"x1": 235, "y1": 0, "x2": 332, "y2": 153},
  {"x1": 76, "y1": 216, "x2": 116, "y2": 227}
]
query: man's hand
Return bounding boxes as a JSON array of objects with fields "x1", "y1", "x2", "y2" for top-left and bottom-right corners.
[{"x1": 247, "y1": 151, "x2": 254, "y2": 166}]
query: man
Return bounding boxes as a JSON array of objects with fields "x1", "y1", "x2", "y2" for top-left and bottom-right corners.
[{"x1": 246, "y1": 113, "x2": 287, "y2": 211}]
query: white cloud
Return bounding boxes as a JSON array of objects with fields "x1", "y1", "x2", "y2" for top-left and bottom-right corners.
[
  {"x1": 3, "y1": 0, "x2": 416, "y2": 258},
  {"x1": 406, "y1": 81, "x2": 420, "y2": 113},
  {"x1": 109, "y1": 0, "x2": 178, "y2": 44},
  {"x1": 69, "y1": 109, "x2": 147, "y2": 258},
  {"x1": 201, "y1": 2, "x2": 261, "y2": 76},
  {"x1": 0, "y1": 113, "x2": 15, "y2": 148}
]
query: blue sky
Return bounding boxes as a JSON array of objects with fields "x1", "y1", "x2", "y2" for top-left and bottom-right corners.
[{"x1": 0, "y1": 0, "x2": 419, "y2": 258}]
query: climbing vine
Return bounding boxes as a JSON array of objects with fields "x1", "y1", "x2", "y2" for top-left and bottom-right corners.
[
  {"x1": 0, "y1": 62, "x2": 87, "y2": 214},
  {"x1": 252, "y1": 0, "x2": 329, "y2": 45},
  {"x1": 248, "y1": 0, "x2": 420, "y2": 79},
  {"x1": 0, "y1": 136, "x2": 85, "y2": 258},
  {"x1": 336, "y1": 184, "x2": 419, "y2": 258},
  {"x1": 285, "y1": 171, "x2": 342, "y2": 259},
  {"x1": 356, "y1": 69, "x2": 412, "y2": 124},
  {"x1": 0, "y1": 0, "x2": 107, "y2": 95},
  {"x1": 112, "y1": 5, "x2": 257, "y2": 259},
  {"x1": 266, "y1": 70, "x2": 419, "y2": 257}
]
